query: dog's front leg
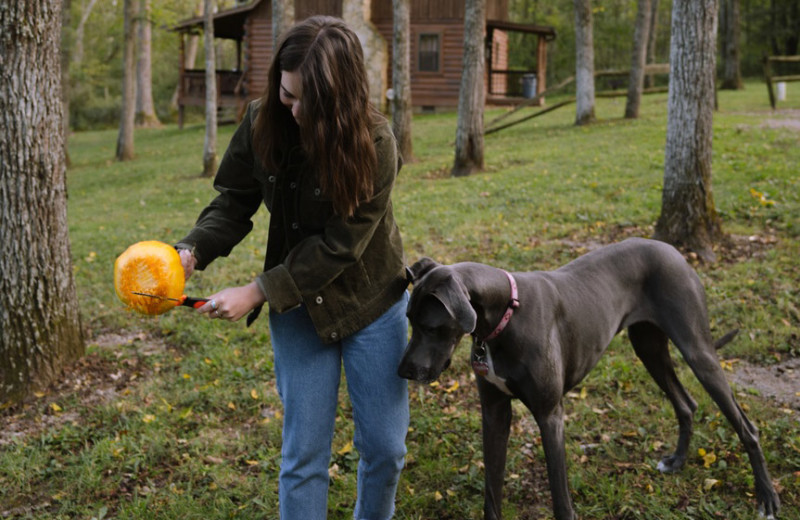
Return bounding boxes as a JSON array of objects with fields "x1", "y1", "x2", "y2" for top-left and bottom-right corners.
[
  {"x1": 536, "y1": 402, "x2": 576, "y2": 520},
  {"x1": 478, "y1": 377, "x2": 513, "y2": 520}
]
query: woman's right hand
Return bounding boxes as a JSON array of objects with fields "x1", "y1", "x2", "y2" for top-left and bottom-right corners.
[{"x1": 179, "y1": 248, "x2": 197, "y2": 280}]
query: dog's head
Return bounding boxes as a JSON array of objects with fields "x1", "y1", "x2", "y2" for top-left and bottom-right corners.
[{"x1": 397, "y1": 258, "x2": 477, "y2": 383}]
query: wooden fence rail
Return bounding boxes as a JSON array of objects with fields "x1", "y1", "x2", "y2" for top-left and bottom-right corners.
[{"x1": 764, "y1": 55, "x2": 800, "y2": 109}]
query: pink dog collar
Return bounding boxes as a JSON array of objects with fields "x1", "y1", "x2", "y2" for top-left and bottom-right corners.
[{"x1": 482, "y1": 270, "x2": 519, "y2": 342}]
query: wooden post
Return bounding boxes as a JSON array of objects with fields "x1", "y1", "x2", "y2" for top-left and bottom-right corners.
[
  {"x1": 536, "y1": 35, "x2": 547, "y2": 104},
  {"x1": 178, "y1": 32, "x2": 186, "y2": 129},
  {"x1": 763, "y1": 56, "x2": 775, "y2": 110}
]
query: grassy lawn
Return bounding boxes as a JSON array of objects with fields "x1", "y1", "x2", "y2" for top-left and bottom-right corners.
[{"x1": 1, "y1": 82, "x2": 799, "y2": 519}]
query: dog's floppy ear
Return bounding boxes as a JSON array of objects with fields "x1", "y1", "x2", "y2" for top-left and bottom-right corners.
[
  {"x1": 408, "y1": 257, "x2": 440, "y2": 283},
  {"x1": 433, "y1": 275, "x2": 477, "y2": 334}
]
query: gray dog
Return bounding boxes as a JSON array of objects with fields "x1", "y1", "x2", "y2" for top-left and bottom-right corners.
[{"x1": 398, "y1": 238, "x2": 779, "y2": 520}]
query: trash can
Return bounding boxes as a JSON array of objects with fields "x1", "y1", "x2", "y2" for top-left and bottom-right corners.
[{"x1": 522, "y1": 73, "x2": 537, "y2": 99}]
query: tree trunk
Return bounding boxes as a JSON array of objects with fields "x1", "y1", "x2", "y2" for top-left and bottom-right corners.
[
  {"x1": 272, "y1": 0, "x2": 295, "y2": 49},
  {"x1": 574, "y1": 0, "x2": 596, "y2": 125},
  {"x1": 116, "y1": 0, "x2": 136, "y2": 161},
  {"x1": 203, "y1": 0, "x2": 217, "y2": 177},
  {"x1": 0, "y1": 0, "x2": 85, "y2": 404},
  {"x1": 171, "y1": 1, "x2": 202, "y2": 110},
  {"x1": 719, "y1": 0, "x2": 742, "y2": 90},
  {"x1": 452, "y1": 0, "x2": 485, "y2": 177},
  {"x1": 392, "y1": 0, "x2": 413, "y2": 162},
  {"x1": 625, "y1": 0, "x2": 652, "y2": 119},
  {"x1": 61, "y1": 0, "x2": 72, "y2": 166},
  {"x1": 645, "y1": 0, "x2": 660, "y2": 88},
  {"x1": 655, "y1": 0, "x2": 721, "y2": 263},
  {"x1": 72, "y1": 0, "x2": 98, "y2": 66},
  {"x1": 136, "y1": 0, "x2": 161, "y2": 127}
]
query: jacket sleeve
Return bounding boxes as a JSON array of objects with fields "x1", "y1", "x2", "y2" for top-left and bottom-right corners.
[
  {"x1": 257, "y1": 126, "x2": 400, "y2": 312},
  {"x1": 176, "y1": 104, "x2": 263, "y2": 269}
]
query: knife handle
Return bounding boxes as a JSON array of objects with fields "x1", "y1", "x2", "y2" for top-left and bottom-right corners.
[{"x1": 181, "y1": 296, "x2": 209, "y2": 309}]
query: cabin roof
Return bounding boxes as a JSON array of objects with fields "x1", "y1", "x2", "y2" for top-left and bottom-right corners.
[{"x1": 173, "y1": 0, "x2": 265, "y2": 40}]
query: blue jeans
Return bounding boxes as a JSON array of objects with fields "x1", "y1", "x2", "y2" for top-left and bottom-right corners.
[{"x1": 269, "y1": 292, "x2": 410, "y2": 520}]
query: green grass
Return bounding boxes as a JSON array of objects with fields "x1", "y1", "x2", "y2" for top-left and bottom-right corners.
[{"x1": 2, "y1": 82, "x2": 799, "y2": 519}]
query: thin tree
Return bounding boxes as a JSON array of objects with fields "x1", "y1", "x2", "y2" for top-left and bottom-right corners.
[
  {"x1": 136, "y1": 0, "x2": 161, "y2": 127},
  {"x1": 203, "y1": 0, "x2": 217, "y2": 177},
  {"x1": 625, "y1": 0, "x2": 652, "y2": 118},
  {"x1": 272, "y1": 0, "x2": 295, "y2": 49},
  {"x1": 655, "y1": 0, "x2": 721, "y2": 262},
  {"x1": 452, "y1": 0, "x2": 485, "y2": 177},
  {"x1": 1, "y1": 0, "x2": 85, "y2": 404},
  {"x1": 645, "y1": 0, "x2": 660, "y2": 88},
  {"x1": 719, "y1": 0, "x2": 742, "y2": 90},
  {"x1": 392, "y1": 0, "x2": 413, "y2": 162},
  {"x1": 116, "y1": 0, "x2": 137, "y2": 160},
  {"x1": 574, "y1": 0, "x2": 596, "y2": 125}
]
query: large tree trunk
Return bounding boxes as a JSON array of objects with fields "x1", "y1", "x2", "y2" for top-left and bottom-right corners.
[
  {"x1": 655, "y1": 0, "x2": 721, "y2": 262},
  {"x1": 136, "y1": 0, "x2": 161, "y2": 127},
  {"x1": 719, "y1": 0, "x2": 742, "y2": 90},
  {"x1": 625, "y1": 0, "x2": 652, "y2": 119},
  {"x1": 452, "y1": 0, "x2": 485, "y2": 177},
  {"x1": 392, "y1": 0, "x2": 413, "y2": 162},
  {"x1": 203, "y1": 0, "x2": 217, "y2": 177},
  {"x1": 0, "y1": 0, "x2": 85, "y2": 404},
  {"x1": 116, "y1": 0, "x2": 136, "y2": 161},
  {"x1": 574, "y1": 0, "x2": 596, "y2": 125},
  {"x1": 272, "y1": 0, "x2": 295, "y2": 48}
]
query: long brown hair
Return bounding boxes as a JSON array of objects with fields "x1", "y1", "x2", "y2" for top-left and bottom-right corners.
[{"x1": 253, "y1": 16, "x2": 382, "y2": 218}]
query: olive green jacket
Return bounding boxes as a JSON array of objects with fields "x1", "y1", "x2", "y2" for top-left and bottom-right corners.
[{"x1": 178, "y1": 102, "x2": 408, "y2": 343}]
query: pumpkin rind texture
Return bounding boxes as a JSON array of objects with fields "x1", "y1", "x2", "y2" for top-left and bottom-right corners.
[{"x1": 114, "y1": 241, "x2": 185, "y2": 315}]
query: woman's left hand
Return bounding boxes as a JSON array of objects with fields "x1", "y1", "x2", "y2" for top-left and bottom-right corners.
[{"x1": 198, "y1": 282, "x2": 266, "y2": 322}]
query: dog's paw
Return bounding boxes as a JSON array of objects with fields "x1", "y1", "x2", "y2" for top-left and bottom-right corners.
[{"x1": 656, "y1": 454, "x2": 684, "y2": 473}]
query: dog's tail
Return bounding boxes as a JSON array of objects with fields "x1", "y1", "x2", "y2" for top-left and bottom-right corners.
[{"x1": 713, "y1": 329, "x2": 739, "y2": 350}]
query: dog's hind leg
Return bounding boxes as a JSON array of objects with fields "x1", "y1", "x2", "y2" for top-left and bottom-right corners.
[
  {"x1": 628, "y1": 322, "x2": 698, "y2": 473},
  {"x1": 670, "y1": 334, "x2": 781, "y2": 518}
]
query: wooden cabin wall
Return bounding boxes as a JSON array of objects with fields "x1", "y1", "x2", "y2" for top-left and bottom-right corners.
[
  {"x1": 244, "y1": 0, "x2": 272, "y2": 101},
  {"x1": 372, "y1": 0, "x2": 509, "y2": 110}
]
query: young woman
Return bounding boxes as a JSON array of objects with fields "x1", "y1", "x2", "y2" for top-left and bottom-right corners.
[{"x1": 175, "y1": 16, "x2": 410, "y2": 520}]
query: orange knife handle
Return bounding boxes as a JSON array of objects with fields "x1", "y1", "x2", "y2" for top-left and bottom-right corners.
[{"x1": 181, "y1": 296, "x2": 209, "y2": 309}]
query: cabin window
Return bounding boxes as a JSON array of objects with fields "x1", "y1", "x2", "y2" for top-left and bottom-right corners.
[{"x1": 418, "y1": 33, "x2": 441, "y2": 72}]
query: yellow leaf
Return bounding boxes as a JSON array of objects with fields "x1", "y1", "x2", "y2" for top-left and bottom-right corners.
[
  {"x1": 703, "y1": 451, "x2": 717, "y2": 468},
  {"x1": 245, "y1": 460, "x2": 259, "y2": 466},
  {"x1": 444, "y1": 381, "x2": 459, "y2": 393},
  {"x1": 142, "y1": 414, "x2": 156, "y2": 423},
  {"x1": 703, "y1": 478, "x2": 720, "y2": 492},
  {"x1": 179, "y1": 407, "x2": 193, "y2": 419},
  {"x1": 579, "y1": 386, "x2": 588, "y2": 399},
  {"x1": 227, "y1": 402, "x2": 237, "y2": 410},
  {"x1": 250, "y1": 389, "x2": 259, "y2": 400},
  {"x1": 50, "y1": 403, "x2": 62, "y2": 413},
  {"x1": 160, "y1": 398, "x2": 173, "y2": 413},
  {"x1": 428, "y1": 381, "x2": 440, "y2": 388},
  {"x1": 204, "y1": 357, "x2": 213, "y2": 365},
  {"x1": 434, "y1": 491, "x2": 443, "y2": 501},
  {"x1": 337, "y1": 441, "x2": 354, "y2": 456},
  {"x1": 34, "y1": 391, "x2": 46, "y2": 398},
  {"x1": 182, "y1": 373, "x2": 191, "y2": 380},
  {"x1": 698, "y1": 448, "x2": 707, "y2": 457}
]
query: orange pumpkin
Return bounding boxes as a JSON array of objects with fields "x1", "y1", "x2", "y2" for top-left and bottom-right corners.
[{"x1": 114, "y1": 240, "x2": 185, "y2": 315}]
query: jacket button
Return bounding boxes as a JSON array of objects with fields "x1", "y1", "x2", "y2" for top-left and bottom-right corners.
[
  {"x1": 330, "y1": 332, "x2": 338, "y2": 340},
  {"x1": 291, "y1": 222, "x2": 299, "y2": 230},
  {"x1": 315, "y1": 296, "x2": 323, "y2": 304},
  {"x1": 290, "y1": 182, "x2": 297, "y2": 189},
  {"x1": 268, "y1": 175, "x2": 276, "y2": 183},
  {"x1": 314, "y1": 188, "x2": 321, "y2": 196}
]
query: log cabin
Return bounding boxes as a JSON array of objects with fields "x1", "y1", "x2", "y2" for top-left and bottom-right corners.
[{"x1": 173, "y1": 0, "x2": 556, "y2": 127}]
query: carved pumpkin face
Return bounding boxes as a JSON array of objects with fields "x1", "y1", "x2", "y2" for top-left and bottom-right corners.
[{"x1": 114, "y1": 241, "x2": 185, "y2": 315}]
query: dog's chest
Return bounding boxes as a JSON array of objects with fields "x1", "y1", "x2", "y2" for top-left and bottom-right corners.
[{"x1": 471, "y1": 340, "x2": 514, "y2": 396}]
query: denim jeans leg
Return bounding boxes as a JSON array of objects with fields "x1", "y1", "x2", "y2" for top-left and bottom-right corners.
[
  {"x1": 270, "y1": 305, "x2": 342, "y2": 520},
  {"x1": 342, "y1": 293, "x2": 410, "y2": 520}
]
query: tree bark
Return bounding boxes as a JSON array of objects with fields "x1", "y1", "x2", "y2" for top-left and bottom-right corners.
[
  {"x1": 0, "y1": 0, "x2": 85, "y2": 404},
  {"x1": 203, "y1": 0, "x2": 217, "y2": 177},
  {"x1": 655, "y1": 0, "x2": 721, "y2": 262},
  {"x1": 625, "y1": 0, "x2": 652, "y2": 118},
  {"x1": 392, "y1": 0, "x2": 413, "y2": 162},
  {"x1": 116, "y1": 0, "x2": 136, "y2": 161},
  {"x1": 452, "y1": 0, "x2": 485, "y2": 177},
  {"x1": 719, "y1": 0, "x2": 742, "y2": 90},
  {"x1": 574, "y1": 0, "x2": 596, "y2": 125},
  {"x1": 136, "y1": 0, "x2": 161, "y2": 127},
  {"x1": 272, "y1": 0, "x2": 295, "y2": 49},
  {"x1": 61, "y1": 0, "x2": 72, "y2": 166}
]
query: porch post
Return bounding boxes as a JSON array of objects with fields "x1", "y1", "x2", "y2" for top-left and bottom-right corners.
[{"x1": 536, "y1": 35, "x2": 547, "y2": 104}]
